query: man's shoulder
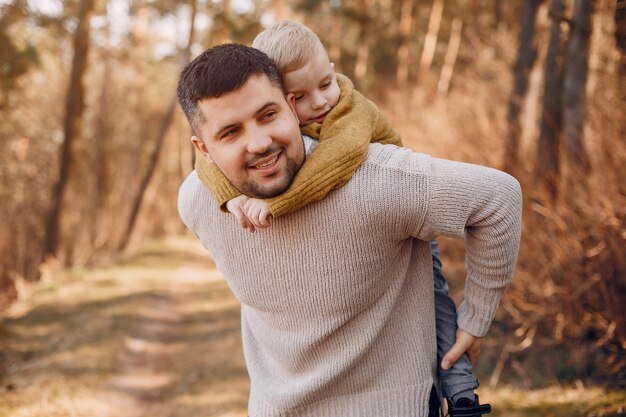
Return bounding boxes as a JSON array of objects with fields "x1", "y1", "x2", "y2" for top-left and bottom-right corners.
[
  {"x1": 362, "y1": 143, "x2": 432, "y2": 174},
  {"x1": 179, "y1": 170, "x2": 203, "y2": 204},
  {"x1": 178, "y1": 171, "x2": 214, "y2": 227},
  {"x1": 335, "y1": 144, "x2": 432, "y2": 204}
]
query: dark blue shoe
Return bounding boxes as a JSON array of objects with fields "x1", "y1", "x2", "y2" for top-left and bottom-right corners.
[{"x1": 447, "y1": 395, "x2": 491, "y2": 417}]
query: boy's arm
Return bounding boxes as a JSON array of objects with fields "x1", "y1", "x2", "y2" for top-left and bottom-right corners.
[
  {"x1": 266, "y1": 74, "x2": 399, "y2": 217},
  {"x1": 195, "y1": 155, "x2": 242, "y2": 212}
]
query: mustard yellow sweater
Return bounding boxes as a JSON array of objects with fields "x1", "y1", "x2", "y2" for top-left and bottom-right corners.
[{"x1": 195, "y1": 74, "x2": 402, "y2": 217}]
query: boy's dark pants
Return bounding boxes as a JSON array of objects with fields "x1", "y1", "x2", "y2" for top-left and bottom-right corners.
[{"x1": 431, "y1": 240, "x2": 479, "y2": 400}]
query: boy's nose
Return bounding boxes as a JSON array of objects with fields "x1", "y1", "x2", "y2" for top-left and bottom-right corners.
[{"x1": 311, "y1": 92, "x2": 327, "y2": 110}]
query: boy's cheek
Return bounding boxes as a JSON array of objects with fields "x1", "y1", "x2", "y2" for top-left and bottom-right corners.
[{"x1": 294, "y1": 107, "x2": 310, "y2": 126}]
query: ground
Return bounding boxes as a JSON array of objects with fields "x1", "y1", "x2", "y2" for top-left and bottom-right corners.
[{"x1": 0, "y1": 236, "x2": 624, "y2": 417}]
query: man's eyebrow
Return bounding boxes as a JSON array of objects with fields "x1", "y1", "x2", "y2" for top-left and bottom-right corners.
[
  {"x1": 255, "y1": 101, "x2": 279, "y2": 116},
  {"x1": 214, "y1": 101, "x2": 280, "y2": 138},
  {"x1": 214, "y1": 123, "x2": 239, "y2": 138}
]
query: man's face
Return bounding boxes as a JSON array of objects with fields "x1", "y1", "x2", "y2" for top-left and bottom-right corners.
[
  {"x1": 283, "y1": 46, "x2": 340, "y2": 126},
  {"x1": 192, "y1": 75, "x2": 305, "y2": 198}
]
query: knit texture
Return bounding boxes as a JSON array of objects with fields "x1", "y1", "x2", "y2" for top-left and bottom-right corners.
[
  {"x1": 194, "y1": 73, "x2": 402, "y2": 217},
  {"x1": 179, "y1": 144, "x2": 523, "y2": 417}
]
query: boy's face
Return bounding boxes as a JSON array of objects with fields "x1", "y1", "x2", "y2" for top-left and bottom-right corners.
[{"x1": 283, "y1": 46, "x2": 340, "y2": 126}]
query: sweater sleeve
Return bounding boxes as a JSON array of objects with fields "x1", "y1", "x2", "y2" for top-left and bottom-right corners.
[
  {"x1": 195, "y1": 154, "x2": 241, "y2": 213},
  {"x1": 412, "y1": 156, "x2": 523, "y2": 337},
  {"x1": 267, "y1": 74, "x2": 401, "y2": 217}
]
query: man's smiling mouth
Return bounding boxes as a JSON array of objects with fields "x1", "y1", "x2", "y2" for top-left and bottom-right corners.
[{"x1": 251, "y1": 152, "x2": 280, "y2": 169}]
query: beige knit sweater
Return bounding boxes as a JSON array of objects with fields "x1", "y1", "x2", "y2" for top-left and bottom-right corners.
[{"x1": 178, "y1": 143, "x2": 522, "y2": 417}]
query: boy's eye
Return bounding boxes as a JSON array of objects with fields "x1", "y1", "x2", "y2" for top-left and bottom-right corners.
[
  {"x1": 294, "y1": 94, "x2": 305, "y2": 102},
  {"x1": 320, "y1": 81, "x2": 331, "y2": 89}
]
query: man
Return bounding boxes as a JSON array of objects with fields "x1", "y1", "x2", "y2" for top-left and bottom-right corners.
[{"x1": 177, "y1": 44, "x2": 522, "y2": 417}]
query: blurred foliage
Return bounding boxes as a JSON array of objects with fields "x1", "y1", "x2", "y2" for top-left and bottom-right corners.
[{"x1": 0, "y1": 0, "x2": 39, "y2": 101}]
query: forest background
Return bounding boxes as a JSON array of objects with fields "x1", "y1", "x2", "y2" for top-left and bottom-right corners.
[{"x1": 0, "y1": 0, "x2": 625, "y2": 414}]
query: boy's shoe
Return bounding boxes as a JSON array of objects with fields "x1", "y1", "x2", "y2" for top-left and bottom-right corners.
[{"x1": 447, "y1": 395, "x2": 491, "y2": 417}]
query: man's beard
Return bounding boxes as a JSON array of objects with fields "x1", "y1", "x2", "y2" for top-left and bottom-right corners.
[{"x1": 238, "y1": 147, "x2": 301, "y2": 198}]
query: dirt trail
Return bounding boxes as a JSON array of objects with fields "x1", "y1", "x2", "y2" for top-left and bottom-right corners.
[
  {"x1": 91, "y1": 279, "x2": 186, "y2": 417},
  {"x1": 90, "y1": 258, "x2": 250, "y2": 417},
  {"x1": 0, "y1": 237, "x2": 249, "y2": 417}
]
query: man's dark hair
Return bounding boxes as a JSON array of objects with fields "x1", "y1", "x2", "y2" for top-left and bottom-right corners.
[{"x1": 177, "y1": 44, "x2": 285, "y2": 135}]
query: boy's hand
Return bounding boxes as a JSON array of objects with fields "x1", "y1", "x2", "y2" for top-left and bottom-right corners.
[
  {"x1": 243, "y1": 198, "x2": 272, "y2": 229},
  {"x1": 226, "y1": 195, "x2": 256, "y2": 233},
  {"x1": 441, "y1": 329, "x2": 482, "y2": 370}
]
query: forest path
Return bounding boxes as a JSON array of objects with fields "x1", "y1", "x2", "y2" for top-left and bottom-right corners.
[
  {"x1": 0, "y1": 236, "x2": 624, "y2": 417},
  {"x1": 90, "y1": 268, "x2": 204, "y2": 417},
  {"x1": 0, "y1": 236, "x2": 249, "y2": 417}
]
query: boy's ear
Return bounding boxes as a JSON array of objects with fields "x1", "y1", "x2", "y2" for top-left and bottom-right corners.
[
  {"x1": 191, "y1": 136, "x2": 213, "y2": 163},
  {"x1": 286, "y1": 93, "x2": 300, "y2": 125}
]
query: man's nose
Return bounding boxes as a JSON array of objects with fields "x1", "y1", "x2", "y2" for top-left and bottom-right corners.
[
  {"x1": 311, "y1": 92, "x2": 327, "y2": 110},
  {"x1": 246, "y1": 128, "x2": 272, "y2": 154}
]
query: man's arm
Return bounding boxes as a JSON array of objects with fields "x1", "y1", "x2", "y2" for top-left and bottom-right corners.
[{"x1": 410, "y1": 155, "x2": 523, "y2": 338}]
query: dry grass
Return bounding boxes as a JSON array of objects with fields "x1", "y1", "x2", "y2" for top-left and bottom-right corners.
[{"x1": 481, "y1": 386, "x2": 626, "y2": 417}]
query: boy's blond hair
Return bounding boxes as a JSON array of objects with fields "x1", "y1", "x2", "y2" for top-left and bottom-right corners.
[{"x1": 252, "y1": 20, "x2": 326, "y2": 77}]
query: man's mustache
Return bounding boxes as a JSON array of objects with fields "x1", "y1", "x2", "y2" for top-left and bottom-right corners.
[{"x1": 246, "y1": 145, "x2": 284, "y2": 168}]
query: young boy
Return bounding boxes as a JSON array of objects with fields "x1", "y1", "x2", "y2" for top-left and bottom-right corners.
[{"x1": 195, "y1": 20, "x2": 492, "y2": 416}]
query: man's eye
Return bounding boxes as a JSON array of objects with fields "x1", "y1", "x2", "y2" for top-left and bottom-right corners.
[
  {"x1": 261, "y1": 110, "x2": 277, "y2": 120},
  {"x1": 221, "y1": 128, "x2": 239, "y2": 139}
]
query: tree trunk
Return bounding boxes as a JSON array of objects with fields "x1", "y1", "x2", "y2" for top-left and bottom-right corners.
[
  {"x1": 536, "y1": 0, "x2": 566, "y2": 201},
  {"x1": 469, "y1": 0, "x2": 480, "y2": 35},
  {"x1": 354, "y1": 2, "x2": 372, "y2": 86},
  {"x1": 563, "y1": 0, "x2": 594, "y2": 175},
  {"x1": 89, "y1": 6, "x2": 114, "y2": 259},
  {"x1": 504, "y1": 0, "x2": 541, "y2": 173},
  {"x1": 44, "y1": 0, "x2": 94, "y2": 260},
  {"x1": 493, "y1": 0, "x2": 502, "y2": 31},
  {"x1": 117, "y1": 0, "x2": 197, "y2": 251},
  {"x1": 117, "y1": 98, "x2": 177, "y2": 250},
  {"x1": 328, "y1": 1, "x2": 343, "y2": 65},
  {"x1": 396, "y1": 0, "x2": 415, "y2": 86},
  {"x1": 419, "y1": 0, "x2": 445, "y2": 74},
  {"x1": 614, "y1": 0, "x2": 625, "y2": 141},
  {"x1": 437, "y1": 16, "x2": 463, "y2": 94}
]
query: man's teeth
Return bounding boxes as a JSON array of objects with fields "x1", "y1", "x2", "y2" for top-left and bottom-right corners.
[{"x1": 255, "y1": 155, "x2": 278, "y2": 168}]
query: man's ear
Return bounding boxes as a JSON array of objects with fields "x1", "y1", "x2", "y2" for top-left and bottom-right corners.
[
  {"x1": 191, "y1": 136, "x2": 212, "y2": 163},
  {"x1": 286, "y1": 93, "x2": 300, "y2": 125}
]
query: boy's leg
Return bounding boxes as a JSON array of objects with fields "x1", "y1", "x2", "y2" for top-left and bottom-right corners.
[{"x1": 430, "y1": 240, "x2": 480, "y2": 403}]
